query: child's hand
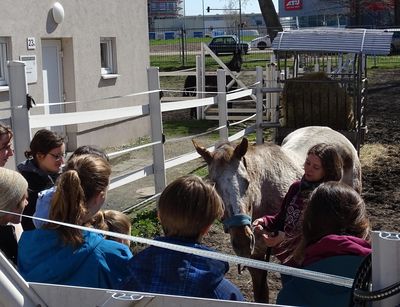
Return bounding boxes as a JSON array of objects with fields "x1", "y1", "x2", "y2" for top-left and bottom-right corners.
[
  {"x1": 260, "y1": 231, "x2": 285, "y2": 248},
  {"x1": 252, "y1": 217, "x2": 265, "y2": 228}
]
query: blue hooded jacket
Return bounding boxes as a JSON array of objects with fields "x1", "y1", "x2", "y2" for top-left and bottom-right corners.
[
  {"x1": 123, "y1": 236, "x2": 244, "y2": 301},
  {"x1": 18, "y1": 229, "x2": 132, "y2": 289},
  {"x1": 33, "y1": 187, "x2": 55, "y2": 228}
]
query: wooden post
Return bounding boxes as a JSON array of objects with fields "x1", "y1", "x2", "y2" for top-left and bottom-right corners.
[
  {"x1": 8, "y1": 61, "x2": 31, "y2": 168},
  {"x1": 201, "y1": 44, "x2": 206, "y2": 119},
  {"x1": 217, "y1": 69, "x2": 228, "y2": 141},
  {"x1": 195, "y1": 55, "x2": 202, "y2": 120},
  {"x1": 148, "y1": 67, "x2": 166, "y2": 193},
  {"x1": 256, "y1": 66, "x2": 263, "y2": 145}
]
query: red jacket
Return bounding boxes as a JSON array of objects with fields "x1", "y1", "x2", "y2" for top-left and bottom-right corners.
[{"x1": 302, "y1": 234, "x2": 371, "y2": 266}]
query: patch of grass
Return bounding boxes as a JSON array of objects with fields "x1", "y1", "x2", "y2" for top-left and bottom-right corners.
[
  {"x1": 164, "y1": 119, "x2": 220, "y2": 139},
  {"x1": 151, "y1": 53, "x2": 270, "y2": 71},
  {"x1": 130, "y1": 209, "x2": 162, "y2": 254}
]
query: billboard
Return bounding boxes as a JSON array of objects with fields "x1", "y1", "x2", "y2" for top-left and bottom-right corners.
[
  {"x1": 279, "y1": 0, "x2": 348, "y2": 17},
  {"x1": 284, "y1": 0, "x2": 302, "y2": 11}
]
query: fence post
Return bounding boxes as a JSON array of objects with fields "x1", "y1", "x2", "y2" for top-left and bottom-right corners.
[
  {"x1": 148, "y1": 67, "x2": 166, "y2": 194},
  {"x1": 371, "y1": 231, "x2": 400, "y2": 306},
  {"x1": 180, "y1": 27, "x2": 186, "y2": 67},
  {"x1": 201, "y1": 44, "x2": 206, "y2": 119},
  {"x1": 256, "y1": 66, "x2": 263, "y2": 145},
  {"x1": 8, "y1": 61, "x2": 31, "y2": 168},
  {"x1": 217, "y1": 69, "x2": 228, "y2": 140},
  {"x1": 195, "y1": 55, "x2": 203, "y2": 120}
]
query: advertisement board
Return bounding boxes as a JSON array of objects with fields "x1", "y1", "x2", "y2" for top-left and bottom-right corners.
[
  {"x1": 284, "y1": 0, "x2": 302, "y2": 11},
  {"x1": 279, "y1": 0, "x2": 348, "y2": 17}
]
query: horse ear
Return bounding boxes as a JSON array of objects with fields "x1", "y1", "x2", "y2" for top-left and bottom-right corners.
[
  {"x1": 234, "y1": 138, "x2": 248, "y2": 158},
  {"x1": 192, "y1": 139, "x2": 213, "y2": 165}
]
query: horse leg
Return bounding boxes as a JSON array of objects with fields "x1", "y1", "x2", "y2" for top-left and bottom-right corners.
[
  {"x1": 183, "y1": 76, "x2": 198, "y2": 118},
  {"x1": 249, "y1": 235, "x2": 273, "y2": 303},
  {"x1": 248, "y1": 266, "x2": 269, "y2": 303}
]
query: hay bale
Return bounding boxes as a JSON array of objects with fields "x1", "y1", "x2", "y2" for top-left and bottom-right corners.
[{"x1": 280, "y1": 72, "x2": 355, "y2": 130}]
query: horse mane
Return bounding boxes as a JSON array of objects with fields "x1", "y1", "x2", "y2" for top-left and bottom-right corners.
[{"x1": 213, "y1": 140, "x2": 235, "y2": 163}]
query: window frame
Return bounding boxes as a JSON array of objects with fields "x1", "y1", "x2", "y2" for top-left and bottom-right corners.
[
  {"x1": 0, "y1": 37, "x2": 9, "y2": 86},
  {"x1": 100, "y1": 37, "x2": 117, "y2": 76}
]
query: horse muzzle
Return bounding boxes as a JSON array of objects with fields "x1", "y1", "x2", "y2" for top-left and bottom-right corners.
[{"x1": 223, "y1": 214, "x2": 255, "y2": 257}]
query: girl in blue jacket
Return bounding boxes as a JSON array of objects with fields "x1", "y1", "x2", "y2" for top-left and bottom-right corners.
[{"x1": 18, "y1": 154, "x2": 132, "y2": 290}]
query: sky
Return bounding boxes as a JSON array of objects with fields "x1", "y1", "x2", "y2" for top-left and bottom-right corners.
[{"x1": 183, "y1": 0, "x2": 279, "y2": 16}]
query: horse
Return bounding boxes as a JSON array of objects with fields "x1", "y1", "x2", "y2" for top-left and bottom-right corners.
[
  {"x1": 183, "y1": 51, "x2": 243, "y2": 118},
  {"x1": 192, "y1": 126, "x2": 362, "y2": 302}
]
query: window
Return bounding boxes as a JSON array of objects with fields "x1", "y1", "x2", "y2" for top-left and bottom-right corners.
[
  {"x1": 0, "y1": 37, "x2": 9, "y2": 86},
  {"x1": 100, "y1": 37, "x2": 117, "y2": 76}
]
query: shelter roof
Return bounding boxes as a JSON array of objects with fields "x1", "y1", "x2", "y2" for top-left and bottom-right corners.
[{"x1": 272, "y1": 28, "x2": 393, "y2": 55}]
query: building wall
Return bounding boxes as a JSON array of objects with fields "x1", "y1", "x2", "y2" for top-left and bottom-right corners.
[
  {"x1": 278, "y1": 0, "x2": 395, "y2": 28},
  {"x1": 0, "y1": 0, "x2": 150, "y2": 152}
]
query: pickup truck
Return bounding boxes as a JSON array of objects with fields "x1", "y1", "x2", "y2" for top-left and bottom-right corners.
[{"x1": 208, "y1": 35, "x2": 250, "y2": 55}]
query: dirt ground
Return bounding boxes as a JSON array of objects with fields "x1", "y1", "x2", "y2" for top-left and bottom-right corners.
[{"x1": 201, "y1": 68, "x2": 400, "y2": 303}]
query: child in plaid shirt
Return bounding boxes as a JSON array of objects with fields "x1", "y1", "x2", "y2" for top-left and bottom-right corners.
[{"x1": 123, "y1": 175, "x2": 244, "y2": 301}]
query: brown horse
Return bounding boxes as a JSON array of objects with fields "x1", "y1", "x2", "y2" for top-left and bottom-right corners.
[{"x1": 193, "y1": 126, "x2": 361, "y2": 302}]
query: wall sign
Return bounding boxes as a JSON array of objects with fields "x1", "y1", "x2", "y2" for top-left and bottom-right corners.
[
  {"x1": 27, "y1": 37, "x2": 36, "y2": 50},
  {"x1": 19, "y1": 55, "x2": 37, "y2": 84},
  {"x1": 285, "y1": 0, "x2": 302, "y2": 11}
]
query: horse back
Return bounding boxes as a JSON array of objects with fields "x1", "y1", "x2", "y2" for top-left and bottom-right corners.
[{"x1": 281, "y1": 126, "x2": 362, "y2": 193}]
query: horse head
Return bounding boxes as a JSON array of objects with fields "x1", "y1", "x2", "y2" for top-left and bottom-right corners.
[{"x1": 193, "y1": 138, "x2": 255, "y2": 257}]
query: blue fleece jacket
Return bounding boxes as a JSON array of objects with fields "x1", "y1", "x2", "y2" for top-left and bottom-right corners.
[
  {"x1": 18, "y1": 229, "x2": 132, "y2": 289},
  {"x1": 123, "y1": 236, "x2": 244, "y2": 301},
  {"x1": 33, "y1": 187, "x2": 55, "y2": 228}
]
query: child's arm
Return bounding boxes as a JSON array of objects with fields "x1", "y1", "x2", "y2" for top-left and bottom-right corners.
[{"x1": 252, "y1": 181, "x2": 299, "y2": 233}]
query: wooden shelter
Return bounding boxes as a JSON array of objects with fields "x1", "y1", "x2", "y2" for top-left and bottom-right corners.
[{"x1": 271, "y1": 28, "x2": 393, "y2": 151}]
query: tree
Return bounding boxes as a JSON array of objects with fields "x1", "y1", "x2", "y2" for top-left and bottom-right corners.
[
  {"x1": 257, "y1": 0, "x2": 282, "y2": 40},
  {"x1": 396, "y1": 0, "x2": 400, "y2": 25},
  {"x1": 223, "y1": 0, "x2": 282, "y2": 40}
]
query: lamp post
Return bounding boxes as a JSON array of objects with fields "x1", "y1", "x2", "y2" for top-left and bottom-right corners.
[
  {"x1": 207, "y1": 0, "x2": 242, "y2": 41},
  {"x1": 239, "y1": 0, "x2": 242, "y2": 44},
  {"x1": 202, "y1": 0, "x2": 205, "y2": 37}
]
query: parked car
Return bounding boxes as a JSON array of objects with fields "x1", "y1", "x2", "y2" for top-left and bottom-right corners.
[
  {"x1": 250, "y1": 35, "x2": 272, "y2": 50},
  {"x1": 208, "y1": 35, "x2": 250, "y2": 55}
]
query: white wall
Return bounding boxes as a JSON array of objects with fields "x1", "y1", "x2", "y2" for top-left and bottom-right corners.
[{"x1": 0, "y1": 0, "x2": 150, "y2": 150}]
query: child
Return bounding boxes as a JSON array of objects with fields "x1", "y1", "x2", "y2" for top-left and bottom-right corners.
[
  {"x1": 252, "y1": 143, "x2": 343, "y2": 264},
  {"x1": 17, "y1": 129, "x2": 65, "y2": 230},
  {"x1": 0, "y1": 124, "x2": 14, "y2": 167},
  {"x1": 18, "y1": 155, "x2": 132, "y2": 289},
  {"x1": 33, "y1": 145, "x2": 109, "y2": 229},
  {"x1": 88, "y1": 209, "x2": 131, "y2": 247},
  {"x1": 0, "y1": 168, "x2": 28, "y2": 265},
  {"x1": 123, "y1": 175, "x2": 244, "y2": 301},
  {"x1": 277, "y1": 181, "x2": 371, "y2": 307}
]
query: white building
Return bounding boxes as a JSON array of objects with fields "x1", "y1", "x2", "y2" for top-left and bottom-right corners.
[{"x1": 0, "y1": 0, "x2": 150, "y2": 151}]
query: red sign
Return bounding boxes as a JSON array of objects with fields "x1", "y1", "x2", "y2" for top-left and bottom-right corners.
[{"x1": 285, "y1": 0, "x2": 302, "y2": 11}]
